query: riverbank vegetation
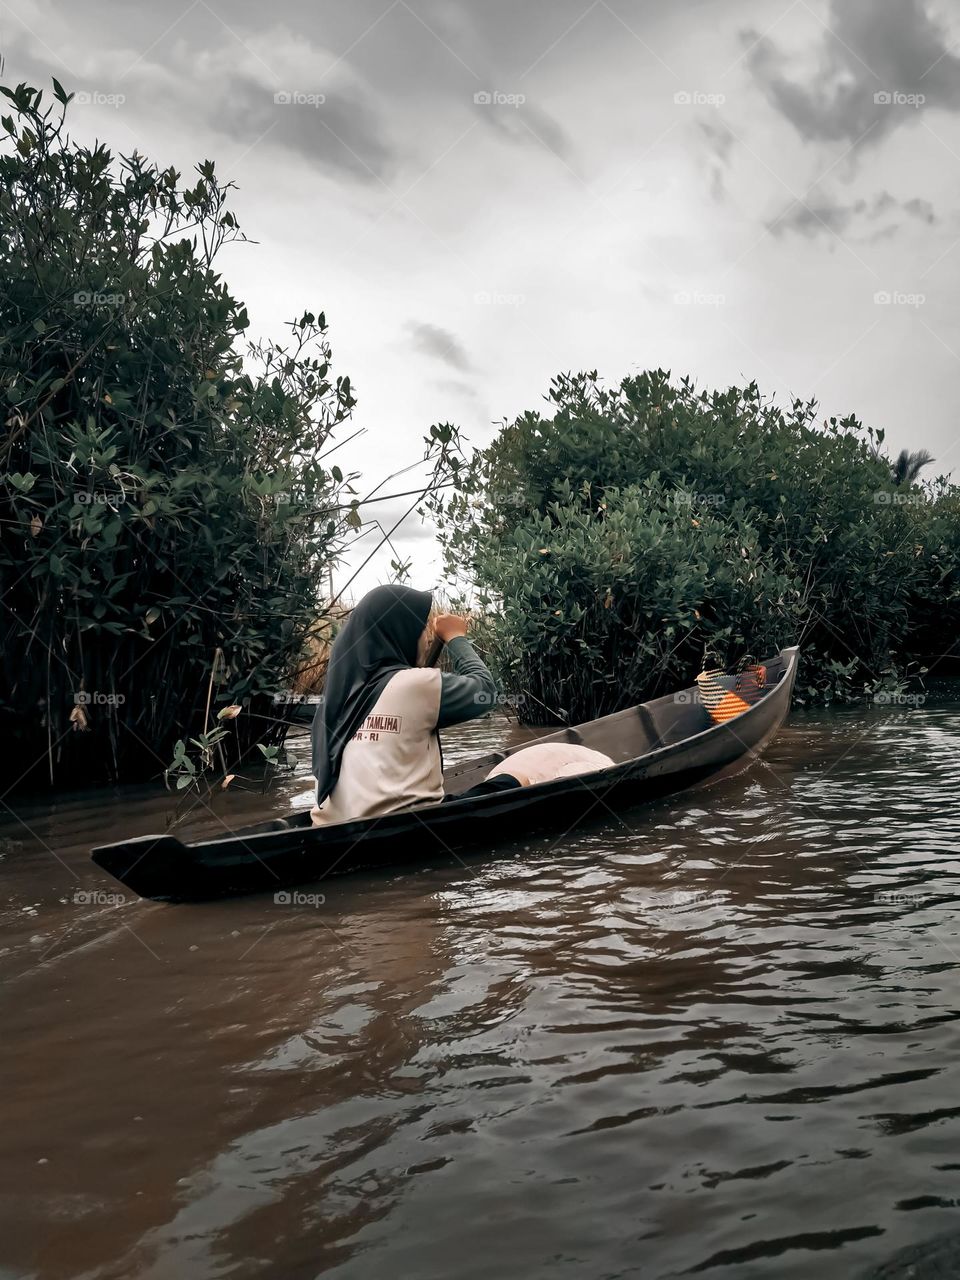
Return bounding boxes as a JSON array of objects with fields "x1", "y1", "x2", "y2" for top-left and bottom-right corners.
[
  {"x1": 0, "y1": 80, "x2": 359, "y2": 786},
  {"x1": 5, "y1": 74, "x2": 954, "y2": 788},
  {"x1": 429, "y1": 370, "x2": 960, "y2": 722}
]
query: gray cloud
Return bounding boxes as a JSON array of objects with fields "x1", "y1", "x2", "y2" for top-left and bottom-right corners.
[
  {"x1": 14, "y1": 0, "x2": 577, "y2": 184},
  {"x1": 903, "y1": 196, "x2": 936, "y2": 223},
  {"x1": 4, "y1": 0, "x2": 960, "y2": 608},
  {"x1": 697, "y1": 118, "x2": 736, "y2": 201},
  {"x1": 1, "y1": 21, "x2": 398, "y2": 184},
  {"x1": 745, "y1": 0, "x2": 960, "y2": 149},
  {"x1": 769, "y1": 188, "x2": 939, "y2": 239},
  {"x1": 362, "y1": 499, "x2": 437, "y2": 546},
  {"x1": 217, "y1": 74, "x2": 394, "y2": 183},
  {"x1": 434, "y1": 376, "x2": 482, "y2": 405},
  {"x1": 472, "y1": 95, "x2": 575, "y2": 169},
  {"x1": 408, "y1": 322, "x2": 472, "y2": 371}
]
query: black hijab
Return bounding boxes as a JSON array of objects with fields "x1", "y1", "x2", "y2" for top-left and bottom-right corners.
[{"x1": 311, "y1": 584, "x2": 433, "y2": 804}]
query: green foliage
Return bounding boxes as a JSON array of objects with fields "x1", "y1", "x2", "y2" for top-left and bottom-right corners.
[
  {"x1": 891, "y1": 448, "x2": 935, "y2": 486},
  {"x1": 165, "y1": 730, "x2": 229, "y2": 792},
  {"x1": 0, "y1": 80, "x2": 358, "y2": 785},
  {"x1": 428, "y1": 369, "x2": 960, "y2": 720}
]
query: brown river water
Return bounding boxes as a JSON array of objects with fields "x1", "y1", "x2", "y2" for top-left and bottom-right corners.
[{"x1": 2, "y1": 688, "x2": 960, "y2": 1280}]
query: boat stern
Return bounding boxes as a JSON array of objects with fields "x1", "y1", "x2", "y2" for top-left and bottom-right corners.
[{"x1": 91, "y1": 834, "x2": 195, "y2": 902}]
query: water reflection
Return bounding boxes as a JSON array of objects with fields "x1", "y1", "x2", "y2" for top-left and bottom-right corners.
[{"x1": 2, "y1": 689, "x2": 960, "y2": 1279}]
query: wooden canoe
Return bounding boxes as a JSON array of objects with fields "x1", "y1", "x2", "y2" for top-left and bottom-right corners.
[{"x1": 91, "y1": 646, "x2": 799, "y2": 902}]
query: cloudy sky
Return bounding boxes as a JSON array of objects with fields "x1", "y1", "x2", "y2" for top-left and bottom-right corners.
[{"x1": 4, "y1": 0, "x2": 960, "y2": 598}]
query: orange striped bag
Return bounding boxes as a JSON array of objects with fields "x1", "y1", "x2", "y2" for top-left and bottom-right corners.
[{"x1": 696, "y1": 655, "x2": 767, "y2": 724}]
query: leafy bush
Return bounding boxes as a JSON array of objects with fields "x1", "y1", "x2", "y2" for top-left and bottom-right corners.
[
  {"x1": 429, "y1": 369, "x2": 960, "y2": 719},
  {"x1": 0, "y1": 81, "x2": 358, "y2": 785}
]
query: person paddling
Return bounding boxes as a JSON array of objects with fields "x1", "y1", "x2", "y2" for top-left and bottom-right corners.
[{"x1": 311, "y1": 585, "x2": 499, "y2": 824}]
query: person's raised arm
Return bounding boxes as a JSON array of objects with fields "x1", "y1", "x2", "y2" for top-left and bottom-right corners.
[{"x1": 433, "y1": 614, "x2": 499, "y2": 728}]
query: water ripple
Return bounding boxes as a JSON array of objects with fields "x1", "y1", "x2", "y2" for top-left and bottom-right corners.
[{"x1": 2, "y1": 692, "x2": 960, "y2": 1278}]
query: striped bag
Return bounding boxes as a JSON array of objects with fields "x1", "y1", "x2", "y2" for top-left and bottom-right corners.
[{"x1": 696, "y1": 655, "x2": 767, "y2": 724}]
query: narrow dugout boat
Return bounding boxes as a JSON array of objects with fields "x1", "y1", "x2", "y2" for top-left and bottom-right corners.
[{"x1": 91, "y1": 646, "x2": 799, "y2": 903}]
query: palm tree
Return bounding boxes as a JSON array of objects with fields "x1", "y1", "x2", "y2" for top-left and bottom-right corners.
[{"x1": 891, "y1": 448, "x2": 935, "y2": 486}]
